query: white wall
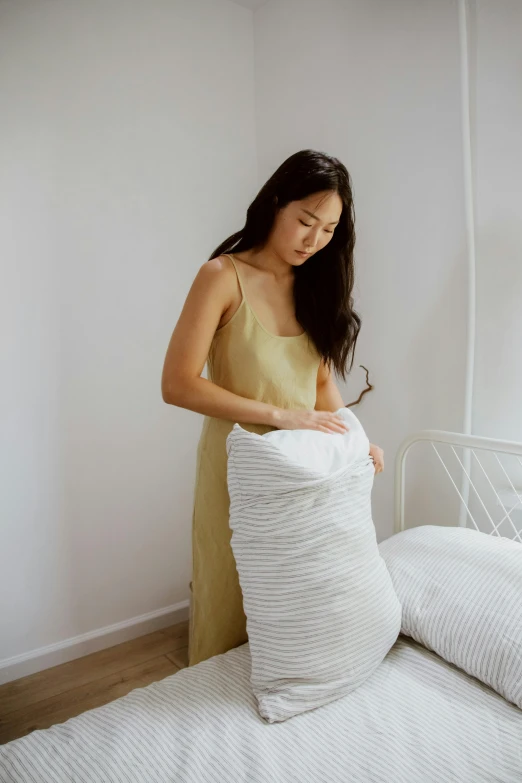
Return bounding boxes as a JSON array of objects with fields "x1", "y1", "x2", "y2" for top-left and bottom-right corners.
[
  {"x1": 473, "y1": 0, "x2": 522, "y2": 442},
  {"x1": 253, "y1": 0, "x2": 469, "y2": 537},
  {"x1": 1, "y1": 0, "x2": 258, "y2": 673},
  {"x1": 2, "y1": 0, "x2": 518, "y2": 680}
]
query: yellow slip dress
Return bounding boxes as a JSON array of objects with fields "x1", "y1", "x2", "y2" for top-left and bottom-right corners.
[{"x1": 188, "y1": 253, "x2": 322, "y2": 667}]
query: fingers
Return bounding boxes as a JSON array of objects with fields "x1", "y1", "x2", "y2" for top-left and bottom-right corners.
[
  {"x1": 371, "y1": 454, "x2": 384, "y2": 473},
  {"x1": 369, "y1": 443, "x2": 384, "y2": 474},
  {"x1": 318, "y1": 421, "x2": 348, "y2": 434},
  {"x1": 320, "y1": 414, "x2": 349, "y2": 434},
  {"x1": 287, "y1": 410, "x2": 351, "y2": 434}
]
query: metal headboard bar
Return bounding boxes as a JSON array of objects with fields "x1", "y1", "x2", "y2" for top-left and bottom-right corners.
[{"x1": 394, "y1": 430, "x2": 522, "y2": 536}]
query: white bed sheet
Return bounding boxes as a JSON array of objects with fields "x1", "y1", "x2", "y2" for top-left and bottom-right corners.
[{"x1": 1, "y1": 635, "x2": 521, "y2": 782}]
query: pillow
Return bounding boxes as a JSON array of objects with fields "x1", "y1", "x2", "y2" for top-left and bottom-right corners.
[
  {"x1": 226, "y1": 407, "x2": 402, "y2": 723},
  {"x1": 261, "y1": 404, "x2": 370, "y2": 474},
  {"x1": 378, "y1": 525, "x2": 522, "y2": 709}
]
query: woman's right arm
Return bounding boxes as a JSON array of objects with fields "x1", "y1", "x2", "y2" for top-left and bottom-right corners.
[{"x1": 161, "y1": 258, "x2": 348, "y2": 434}]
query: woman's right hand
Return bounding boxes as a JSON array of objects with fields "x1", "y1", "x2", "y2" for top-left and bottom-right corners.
[{"x1": 272, "y1": 409, "x2": 349, "y2": 434}]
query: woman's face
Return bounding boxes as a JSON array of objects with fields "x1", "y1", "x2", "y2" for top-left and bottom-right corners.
[{"x1": 271, "y1": 190, "x2": 343, "y2": 267}]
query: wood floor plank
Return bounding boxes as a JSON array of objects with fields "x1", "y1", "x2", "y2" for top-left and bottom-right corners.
[
  {"x1": 0, "y1": 621, "x2": 188, "y2": 716},
  {"x1": 0, "y1": 654, "x2": 180, "y2": 746},
  {"x1": 166, "y1": 646, "x2": 188, "y2": 670}
]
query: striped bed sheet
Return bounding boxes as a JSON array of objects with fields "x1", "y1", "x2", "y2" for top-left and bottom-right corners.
[{"x1": 1, "y1": 635, "x2": 521, "y2": 783}]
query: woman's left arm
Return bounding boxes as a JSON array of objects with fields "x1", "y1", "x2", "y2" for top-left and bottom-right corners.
[
  {"x1": 315, "y1": 359, "x2": 345, "y2": 411},
  {"x1": 315, "y1": 360, "x2": 384, "y2": 474}
]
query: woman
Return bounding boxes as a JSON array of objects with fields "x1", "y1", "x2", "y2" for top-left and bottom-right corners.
[{"x1": 161, "y1": 149, "x2": 384, "y2": 667}]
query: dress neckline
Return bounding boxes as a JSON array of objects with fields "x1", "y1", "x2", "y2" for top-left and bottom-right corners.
[{"x1": 225, "y1": 254, "x2": 307, "y2": 340}]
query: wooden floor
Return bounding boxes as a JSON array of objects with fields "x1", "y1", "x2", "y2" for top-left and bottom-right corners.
[{"x1": 0, "y1": 620, "x2": 188, "y2": 746}]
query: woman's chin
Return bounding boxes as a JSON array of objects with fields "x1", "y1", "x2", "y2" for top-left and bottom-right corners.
[{"x1": 288, "y1": 251, "x2": 311, "y2": 266}]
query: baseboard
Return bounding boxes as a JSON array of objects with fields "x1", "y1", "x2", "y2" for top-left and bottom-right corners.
[{"x1": 0, "y1": 600, "x2": 190, "y2": 685}]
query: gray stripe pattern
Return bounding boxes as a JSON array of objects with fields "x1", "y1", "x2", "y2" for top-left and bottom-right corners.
[
  {"x1": 378, "y1": 525, "x2": 522, "y2": 709},
  {"x1": 226, "y1": 424, "x2": 402, "y2": 723},
  {"x1": 1, "y1": 637, "x2": 521, "y2": 782}
]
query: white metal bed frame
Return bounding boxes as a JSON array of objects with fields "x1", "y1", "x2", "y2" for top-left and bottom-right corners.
[{"x1": 394, "y1": 429, "x2": 522, "y2": 542}]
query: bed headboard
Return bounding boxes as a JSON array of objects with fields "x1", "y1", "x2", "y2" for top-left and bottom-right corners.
[{"x1": 394, "y1": 429, "x2": 522, "y2": 542}]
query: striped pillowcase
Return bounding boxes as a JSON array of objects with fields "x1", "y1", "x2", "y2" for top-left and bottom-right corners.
[
  {"x1": 378, "y1": 526, "x2": 522, "y2": 708},
  {"x1": 226, "y1": 414, "x2": 402, "y2": 723}
]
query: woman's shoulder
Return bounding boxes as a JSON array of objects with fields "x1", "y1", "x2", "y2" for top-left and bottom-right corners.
[
  {"x1": 200, "y1": 253, "x2": 233, "y2": 273},
  {"x1": 194, "y1": 254, "x2": 237, "y2": 290},
  {"x1": 187, "y1": 256, "x2": 242, "y2": 321}
]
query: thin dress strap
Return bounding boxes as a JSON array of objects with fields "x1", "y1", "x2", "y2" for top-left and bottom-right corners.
[{"x1": 223, "y1": 253, "x2": 247, "y2": 301}]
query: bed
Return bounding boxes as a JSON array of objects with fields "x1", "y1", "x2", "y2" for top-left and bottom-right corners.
[{"x1": 1, "y1": 428, "x2": 521, "y2": 783}]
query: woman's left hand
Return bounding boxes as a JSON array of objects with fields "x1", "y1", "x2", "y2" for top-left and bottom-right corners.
[{"x1": 369, "y1": 443, "x2": 384, "y2": 474}]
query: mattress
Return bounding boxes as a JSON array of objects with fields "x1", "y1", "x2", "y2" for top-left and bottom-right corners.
[{"x1": 1, "y1": 635, "x2": 521, "y2": 782}]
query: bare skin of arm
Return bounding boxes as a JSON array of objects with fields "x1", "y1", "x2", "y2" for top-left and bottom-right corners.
[
  {"x1": 315, "y1": 360, "x2": 346, "y2": 412},
  {"x1": 161, "y1": 258, "x2": 349, "y2": 435}
]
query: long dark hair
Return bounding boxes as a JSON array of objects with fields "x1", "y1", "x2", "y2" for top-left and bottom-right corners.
[{"x1": 208, "y1": 149, "x2": 361, "y2": 380}]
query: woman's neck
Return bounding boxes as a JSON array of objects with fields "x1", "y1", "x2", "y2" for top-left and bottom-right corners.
[{"x1": 240, "y1": 248, "x2": 294, "y2": 284}]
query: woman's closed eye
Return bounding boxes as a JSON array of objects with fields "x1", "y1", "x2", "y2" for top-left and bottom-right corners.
[{"x1": 299, "y1": 220, "x2": 333, "y2": 234}]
